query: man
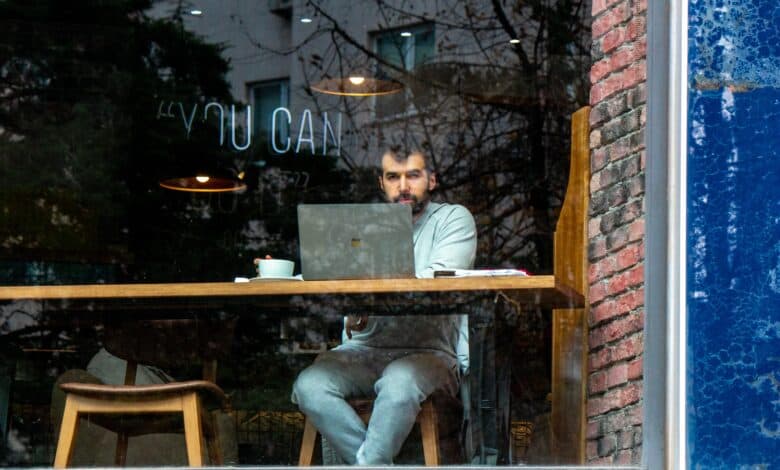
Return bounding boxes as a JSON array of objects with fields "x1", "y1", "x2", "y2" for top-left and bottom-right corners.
[{"x1": 292, "y1": 149, "x2": 477, "y2": 465}]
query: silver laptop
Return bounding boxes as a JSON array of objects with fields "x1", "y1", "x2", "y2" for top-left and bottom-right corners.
[{"x1": 297, "y1": 203, "x2": 415, "y2": 280}]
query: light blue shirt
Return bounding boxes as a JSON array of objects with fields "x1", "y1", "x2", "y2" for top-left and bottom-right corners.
[{"x1": 341, "y1": 202, "x2": 477, "y2": 360}]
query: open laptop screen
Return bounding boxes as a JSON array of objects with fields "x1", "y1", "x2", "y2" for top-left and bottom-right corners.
[{"x1": 297, "y1": 203, "x2": 415, "y2": 280}]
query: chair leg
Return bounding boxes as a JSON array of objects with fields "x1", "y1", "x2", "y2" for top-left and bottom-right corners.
[
  {"x1": 53, "y1": 395, "x2": 80, "y2": 469},
  {"x1": 419, "y1": 400, "x2": 440, "y2": 466},
  {"x1": 182, "y1": 392, "x2": 204, "y2": 467},
  {"x1": 114, "y1": 432, "x2": 129, "y2": 466},
  {"x1": 298, "y1": 417, "x2": 318, "y2": 466},
  {"x1": 203, "y1": 410, "x2": 223, "y2": 466}
]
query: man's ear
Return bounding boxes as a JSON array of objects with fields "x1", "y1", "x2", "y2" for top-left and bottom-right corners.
[
  {"x1": 428, "y1": 172, "x2": 437, "y2": 191},
  {"x1": 378, "y1": 175, "x2": 385, "y2": 191}
]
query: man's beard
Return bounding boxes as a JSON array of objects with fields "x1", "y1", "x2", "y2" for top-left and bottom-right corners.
[{"x1": 391, "y1": 193, "x2": 428, "y2": 214}]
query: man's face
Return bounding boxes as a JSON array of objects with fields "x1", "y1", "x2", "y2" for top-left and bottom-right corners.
[{"x1": 379, "y1": 152, "x2": 437, "y2": 217}]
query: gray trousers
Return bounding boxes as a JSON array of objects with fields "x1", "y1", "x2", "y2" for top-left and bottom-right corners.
[{"x1": 292, "y1": 345, "x2": 459, "y2": 465}]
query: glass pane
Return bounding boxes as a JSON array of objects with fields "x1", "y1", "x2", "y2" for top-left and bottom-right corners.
[{"x1": 0, "y1": 0, "x2": 597, "y2": 467}]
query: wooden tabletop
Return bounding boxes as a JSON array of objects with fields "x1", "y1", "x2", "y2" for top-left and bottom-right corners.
[{"x1": 0, "y1": 276, "x2": 583, "y2": 309}]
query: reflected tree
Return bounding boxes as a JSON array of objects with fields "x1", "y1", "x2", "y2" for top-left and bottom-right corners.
[{"x1": 244, "y1": 0, "x2": 590, "y2": 273}]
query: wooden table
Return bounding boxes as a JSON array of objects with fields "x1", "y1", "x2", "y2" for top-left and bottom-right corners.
[
  {"x1": 0, "y1": 276, "x2": 583, "y2": 308},
  {"x1": 1, "y1": 276, "x2": 583, "y2": 465}
]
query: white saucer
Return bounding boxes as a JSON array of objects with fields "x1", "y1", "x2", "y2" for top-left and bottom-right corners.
[{"x1": 249, "y1": 275, "x2": 303, "y2": 282}]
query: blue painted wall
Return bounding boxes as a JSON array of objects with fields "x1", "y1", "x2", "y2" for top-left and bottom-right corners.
[{"x1": 688, "y1": 0, "x2": 780, "y2": 467}]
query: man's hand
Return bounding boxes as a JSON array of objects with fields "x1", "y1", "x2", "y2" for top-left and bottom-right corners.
[{"x1": 345, "y1": 314, "x2": 369, "y2": 339}]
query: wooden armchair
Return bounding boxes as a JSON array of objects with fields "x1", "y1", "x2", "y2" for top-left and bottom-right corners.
[{"x1": 53, "y1": 316, "x2": 236, "y2": 468}]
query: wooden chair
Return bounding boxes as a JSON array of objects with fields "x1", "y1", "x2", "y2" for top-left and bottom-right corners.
[
  {"x1": 550, "y1": 106, "x2": 591, "y2": 462},
  {"x1": 53, "y1": 316, "x2": 236, "y2": 468},
  {"x1": 298, "y1": 395, "x2": 461, "y2": 466}
]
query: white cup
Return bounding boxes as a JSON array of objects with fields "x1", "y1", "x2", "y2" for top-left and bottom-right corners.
[{"x1": 257, "y1": 259, "x2": 295, "y2": 278}]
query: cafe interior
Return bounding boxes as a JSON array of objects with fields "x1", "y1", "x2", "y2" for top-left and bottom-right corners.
[{"x1": 0, "y1": 0, "x2": 592, "y2": 467}]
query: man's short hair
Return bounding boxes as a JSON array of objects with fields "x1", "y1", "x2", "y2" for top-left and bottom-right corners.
[{"x1": 380, "y1": 147, "x2": 434, "y2": 173}]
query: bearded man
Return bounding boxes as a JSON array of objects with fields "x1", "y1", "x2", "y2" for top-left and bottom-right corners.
[{"x1": 292, "y1": 149, "x2": 477, "y2": 465}]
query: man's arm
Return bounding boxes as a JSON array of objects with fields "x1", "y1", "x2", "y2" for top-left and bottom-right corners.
[{"x1": 417, "y1": 205, "x2": 477, "y2": 278}]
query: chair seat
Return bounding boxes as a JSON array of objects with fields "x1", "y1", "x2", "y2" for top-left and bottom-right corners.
[{"x1": 60, "y1": 380, "x2": 227, "y2": 403}]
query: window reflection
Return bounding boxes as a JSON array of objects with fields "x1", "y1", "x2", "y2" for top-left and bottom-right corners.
[{"x1": 0, "y1": 0, "x2": 591, "y2": 466}]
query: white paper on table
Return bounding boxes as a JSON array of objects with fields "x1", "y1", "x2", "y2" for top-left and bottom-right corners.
[{"x1": 433, "y1": 268, "x2": 529, "y2": 278}]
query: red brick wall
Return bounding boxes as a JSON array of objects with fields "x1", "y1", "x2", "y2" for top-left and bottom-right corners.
[{"x1": 586, "y1": 0, "x2": 646, "y2": 465}]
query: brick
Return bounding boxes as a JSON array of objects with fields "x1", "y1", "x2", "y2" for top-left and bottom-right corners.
[
  {"x1": 607, "y1": 362, "x2": 629, "y2": 388},
  {"x1": 616, "y1": 242, "x2": 643, "y2": 270},
  {"x1": 592, "y1": 147, "x2": 609, "y2": 172},
  {"x1": 601, "y1": 26, "x2": 627, "y2": 54},
  {"x1": 587, "y1": 395, "x2": 604, "y2": 417},
  {"x1": 628, "y1": 217, "x2": 645, "y2": 242},
  {"x1": 618, "y1": 429, "x2": 634, "y2": 449},
  {"x1": 601, "y1": 406, "x2": 644, "y2": 435},
  {"x1": 587, "y1": 419, "x2": 603, "y2": 439},
  {"x1": 591, "y1": 55, "x2": 615, "y2": 83},
  {"x1": 590, "y1": 370, "x2": 608, "y2": 393},
  {"x1": 592, "y1": 3, "x2": 631, "y2": 38},
  {"x1": 589, "y1": 255, "x2": 618, "y2": 283},
  {"x1": 634, "y1": 427, "x2": 643, "y2": 445},
  {"x1": 592, "y1": 164, "x2": 621, "y2": 192},
  {"x1": 589, "y1": 333, "x2": 644, "y2": 370},
  {"x1": 626, "y1": 19, "x2": 646, "y2": 45},
  {"x1": 608, "y1": 93, "x2": 630, "y2": 118},
  {"x1": 590, "y1": 128, "x2": 602, "y2": 148},
  {"x1": 627, "y1": 172, "x2": 645, "y2": 197},
  {"x1": 628, "y1": 357, "x2": 643, "y2": 380},
  {"x1": 591, "y1": 38, "x2": 605, "y2": 63},
  {"x1": 613, "y1": 382, "x2": 641, "y2": 408},
  {"x1": 600, "y1": 196, "x2": 643, "y2": 232},
  {"x1": 588, "y1": 383, "x2": 641, "y2": 416},
  {"x1": 589, "y1": 236, "x2": 608, "y2": 261},
  {"x1": 627, "y1": 82, "x2": 647, "y2": 107},
  {"x1": 601, "y1": 108, "x2": 642, "y2": 145},
  {"x1": 628, "y1": 403, "x2": 643, "y2": 425},
  {"x1": 632, "y1": 446, "x2": 643, "y2": 463},
  {"x1": 586, "y1": 440, "x2": 599, "y2": 460},
  {"x1": 629, "y1": 127, "x2": 646, "y2": 152},
  {"x1": 598, "y1": 434, "x2": 617, "y2": 456},
  {"x1": 605, "y1": 224, "x2": 629, "y2": 251},
  {"x1": 622, "y1": 59, "x2": 647, "y2": 89},
  {"x1": 616, "y1": 449, "x2": 633, "y2": 465},
  {"x1": 592, "y1": 0, "x2": 624, "y2": 16},
  {"x1": 589, "y1": 216, "x2": 603, "y2": 239},
  {"x1": 606, "y1": 135, "x2": 636, "y2": 163},
  {"x1": 590, "y1": 183, "x2": 628, "y2": 216},
  {"x1": 589, "y1": 278, "x2": 610, "y2": 303},
  {"x1": 590, "y1": 289, "x2": 643, "y2": 324},
  {"x1": 603, "y1": 409, "x2": 630, "y2": 433},
  {"x1": 588, "y1": 312, "x2": 643, "y2": 348}
]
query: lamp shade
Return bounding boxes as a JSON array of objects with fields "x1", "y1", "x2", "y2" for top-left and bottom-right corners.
[
  {"x1": 159, "y1": 174, "x2": 246, "y2": 192},
  {"x1": 310, "y1": 76, "x2": 403, "y2": 97}
]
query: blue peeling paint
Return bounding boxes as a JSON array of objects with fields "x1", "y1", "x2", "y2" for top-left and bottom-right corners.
[{"x1": 688, "y1": 1, "x2": 780, "y2": 467}]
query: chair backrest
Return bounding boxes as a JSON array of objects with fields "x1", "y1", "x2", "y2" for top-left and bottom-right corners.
[
  {"x1": 103, "y1": 316, "x2": 237, "y2": 375},
  {"x1": 551, "y1": 106, "x2": 590, "y2": 463}
]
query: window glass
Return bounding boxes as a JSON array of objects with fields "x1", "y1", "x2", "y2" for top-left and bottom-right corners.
[
  {"x1": 375, "y1": 24, "x2": 435, "y2": 117},
  {"x1": 250, "y1": 79, "x2": 290, "y2": 150},
  {"x1": 0, "y1": 1, "x2": 596, "y2": 467}
]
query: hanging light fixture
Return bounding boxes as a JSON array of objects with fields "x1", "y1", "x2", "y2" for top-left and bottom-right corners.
[
  {"x1": 159, "y1": 172, "x2": 246, "y2": 193},
  {"x1": 158, "y1": 146, "x2": 247, "y2": 193},
  {"x1": 310, "y1": 75, "x2": 403, "y2": 97}
]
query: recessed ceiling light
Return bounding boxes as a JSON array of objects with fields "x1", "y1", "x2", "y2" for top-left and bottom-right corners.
[
  {"x1": 509, "y1": 38, "x2": 520, "y2": 44},
  {"x1": 400, "y1": 31, "x2": 412, "y2": 37},
  {"x1": 300, "y1": 17, "x2": 313, "y2": 23},
  {"x1": 189, "y1": 9, "x2": 203, "y2": 16}
]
